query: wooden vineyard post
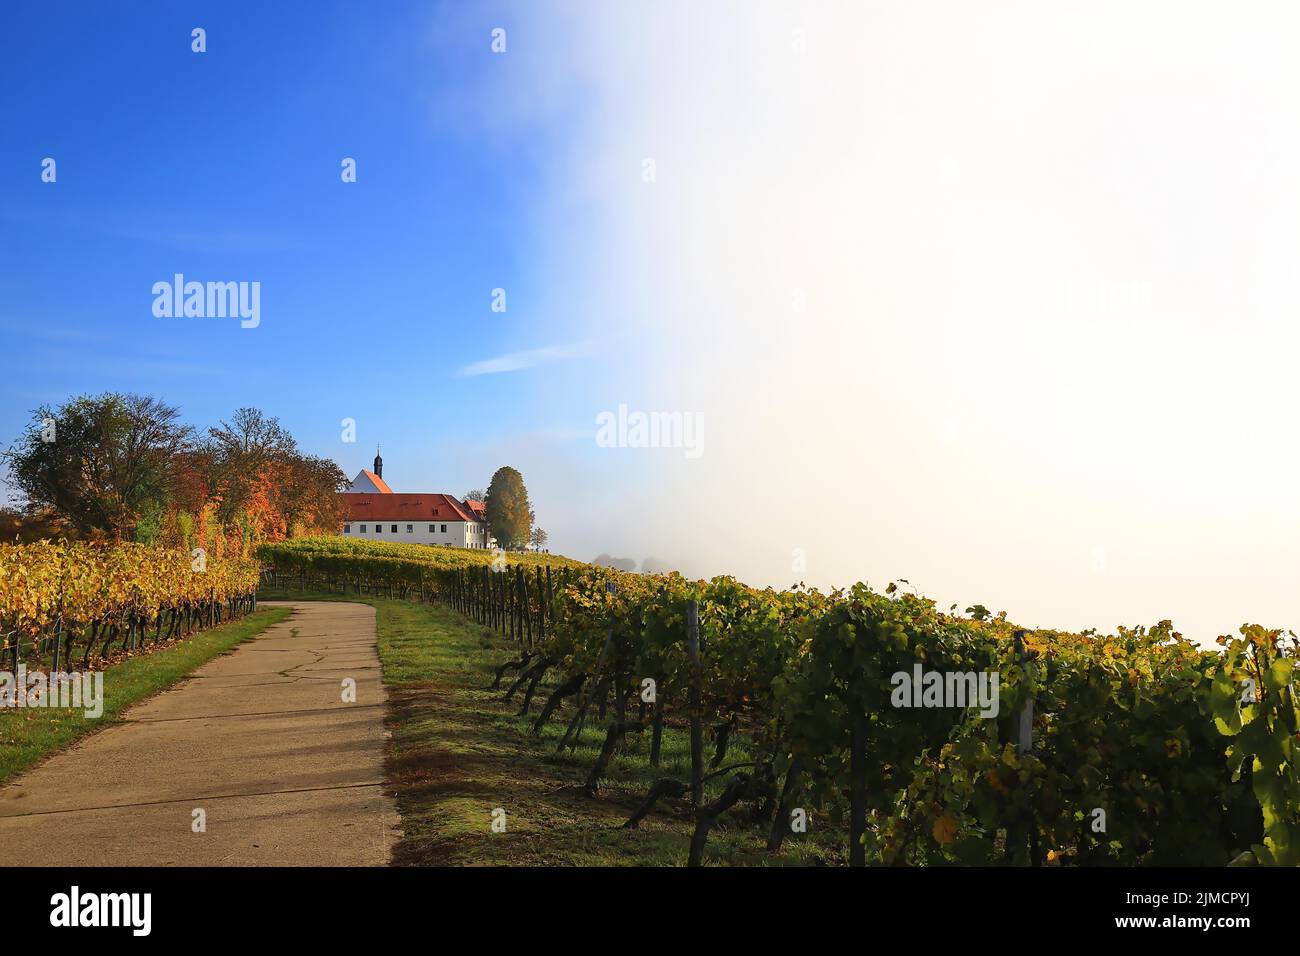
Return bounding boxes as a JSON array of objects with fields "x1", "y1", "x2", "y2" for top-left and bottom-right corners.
[
  {"x1": 511, "y1": 566, "x2": 520, "y2": 642},
  {"x1": 545, "y1": 566, "x2": 554, "y2": 630},
  {"x1": 838, "y1": 563, "x2": 868, "y2": 866},
  {"x1": 518, "y1": 566, "x2": 532, "y2": 648},
  {"x1": 512, "y1": 564, "x2": 522, "y2": 647},
  {"x1": 849, "y1": 711, "x2": 866, "y2": 866},
  {"x1": 1008, "y1": 630, "x2": 1037, "y2": 866},
  {"x1": 51, "y1": 569, "x2": 66, "y2": 672},
  {"x1": 511, "y1": 565, "x2": 519, "y2": 642},
  {"x1": 499, "y1": 567, "x2": 507, "y2": 634},
  {"x1": 506, "y1": 565, "x2": 515, "y2": 641},
  {"x1": 686, "y1": 599, "x2": 704, "y2": 810},
  {"x1": 535, "y1": 567, "x2": 546, "y2": 646},
  {"x1": 504, "y1": 565, "x2": 512, "y2": 639},
  {"x1": 1015, "y1": 632, "x2": 1034, "y2": 754}
]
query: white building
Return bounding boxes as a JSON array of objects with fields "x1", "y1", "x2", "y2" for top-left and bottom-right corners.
[{"x1": 342, "y1": 451, "x2": 494, "y2": 549}]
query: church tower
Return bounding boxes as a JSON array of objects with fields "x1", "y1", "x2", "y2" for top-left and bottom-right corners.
[{"x1": 373, "y1": 445, "x2": 383, "y2": 479}]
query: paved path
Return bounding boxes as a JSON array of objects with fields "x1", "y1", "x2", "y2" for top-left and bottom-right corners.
[{"x1": 0, "y1": 602, "x2": 399, "y2": 866}]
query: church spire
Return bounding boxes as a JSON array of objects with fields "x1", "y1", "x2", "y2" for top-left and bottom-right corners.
[{"x1": 373, "y1": 444, "x2": 383, "y2": 479}]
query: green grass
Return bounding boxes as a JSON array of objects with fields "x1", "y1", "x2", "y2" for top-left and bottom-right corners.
[
  {"x1": 0, "y1": 606, "x2": 292, "y2": 785},
  {"x1": 259, "y1": 584, "x2": 845, "y2": 866}
]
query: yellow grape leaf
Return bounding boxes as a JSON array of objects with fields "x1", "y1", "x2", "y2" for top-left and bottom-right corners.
[{"x1": 932, "y1": 813, "x2": 957, "y2": 845}]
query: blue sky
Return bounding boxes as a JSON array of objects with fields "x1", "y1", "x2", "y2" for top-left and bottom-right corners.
[{"x1": 0, "y1": 1, "x2": 598, "y2": 512}]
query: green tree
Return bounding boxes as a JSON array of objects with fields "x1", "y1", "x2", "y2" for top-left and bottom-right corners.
[
  {"x1": 3, "y1": 393, "x2": 191, "y2": 538},
  {"x1": 484, "y1": 466, "x2": 532, "y2": 549}
]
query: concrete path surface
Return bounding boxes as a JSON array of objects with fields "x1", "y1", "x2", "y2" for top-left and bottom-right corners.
[{"x1": 0, "y1": 602, "x2": 400, "y2": 866}]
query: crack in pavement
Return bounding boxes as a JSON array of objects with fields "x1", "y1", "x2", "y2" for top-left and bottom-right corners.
[
  {"x1": 0, "y1": 780, "x2": 389, "y2": 819},
  {"x1": 185, "y1": 665, "x2": 380, "y2": 680},
  {"x1": 129, "y1": 702, "x2": 386, "y2": 723}
]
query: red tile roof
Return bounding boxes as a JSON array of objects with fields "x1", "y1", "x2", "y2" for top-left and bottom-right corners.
[
  {"x1": 344, "y1": 493, "x2": 477, "y2": 522},
  {"x1": 358, "y1": 470, "x2": 393, "y2": 494}
]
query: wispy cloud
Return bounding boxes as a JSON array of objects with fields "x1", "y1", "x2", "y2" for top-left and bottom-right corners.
[
  {"x1": 0, "y1": 320, "x2": 116, "y2": 344},
  {"x1": 457, "y1": 341, "x2": 593, "y2": 377},
  {"x1": 0, "y1": 208, "x2": 307, "y2": 255}
]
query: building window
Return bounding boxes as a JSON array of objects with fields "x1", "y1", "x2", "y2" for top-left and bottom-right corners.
[
  {"x1": 375, "y1": 524, "x2": 381, "y2": 533},
  {"x1": 360, "y1": 524, "x2": 367, "y2": 533},
  {"x1": 441, "y1": 524, "x2": 447, "y2": 533},
  {"x1": 428, "y1": 524, "x2": 435, "y2": 532},
  {"x1": 344, "y1": 524, "x2": 351, "y2": 534},
  {"x1": 406, "y1": 524, "x2": 413, "y2": 533}
]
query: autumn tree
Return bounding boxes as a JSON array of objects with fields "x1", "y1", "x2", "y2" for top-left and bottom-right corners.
[
  {"x1": 279, "y1": 453, "x2": 348, "y2": 535},
  {"x1": 197, "y1": 408, "x2": 346, "y2": 544},
  {"x1": 484, "y1": 466, "x2": 532, "y2": 549},
  {"x1": 202, "y1": 408, "x2": 297, "y2": 526}
]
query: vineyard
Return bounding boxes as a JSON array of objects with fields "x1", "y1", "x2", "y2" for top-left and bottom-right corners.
[
  {"x1": 0, "y1": 541, "x2": 262, "y2": 672},
  {"x1": 258, "y1": 536, "x2": 1300, "y2": 867}
]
